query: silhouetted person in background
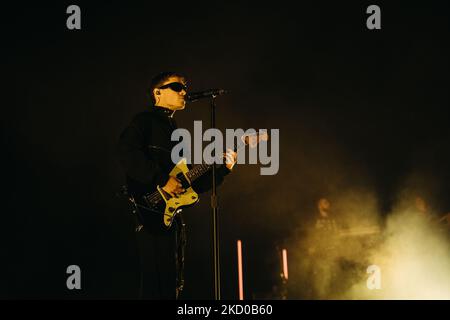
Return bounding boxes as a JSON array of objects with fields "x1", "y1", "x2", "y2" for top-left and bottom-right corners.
[
  {"x1": 410, "y1": 195, "x2": 449, "y2": 241},
  {"x1": 414, "y1": 196, "x2": 431, "y2": 218},
  {"x1": 411, "y1": 195, "x2": 442, "y2": 225},
  {"x1": 314, "y1": 197, "x2": 338, "y2": 233},
  {"x1": 302, "y1": 197, "x2": 343, "y2": 298}
]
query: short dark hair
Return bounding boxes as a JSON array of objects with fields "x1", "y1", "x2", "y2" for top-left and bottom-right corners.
[{"x1": 148, "y1": 71, "x2": 186, "y2": 105}]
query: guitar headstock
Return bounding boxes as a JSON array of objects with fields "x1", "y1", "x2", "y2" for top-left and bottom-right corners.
[{"x1": 243, "y1": 131, "x2": 269, "y2": 148}]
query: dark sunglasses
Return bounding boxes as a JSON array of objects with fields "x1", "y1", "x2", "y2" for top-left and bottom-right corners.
[{"x1": 158, "y1": 82, "x2": 187, "y2": 92}]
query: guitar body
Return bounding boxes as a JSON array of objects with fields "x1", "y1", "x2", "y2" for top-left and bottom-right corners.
[{"x1": 157, "y1": 158, "x2": 199, "y2": 227}]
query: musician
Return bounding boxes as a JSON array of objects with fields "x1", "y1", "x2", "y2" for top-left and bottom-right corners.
[
  {"x1": 314, "y1": 197, "x2": 338, "y2": 233},
  {"x1": 414, "y1": 196, "x2": 431, "y2": 218},
  {"x1": 411, "y1": 195, "x2": 444, "y2": 225},
  {"x1": 438, "y1": 212, "x2": 450, "y2": 228},
  {"x1": 305, "y1": 197, "x2": 346, "y2": 298},
  {"x1": 414, "y1": 196, "x2": 450, "y2": 235},
  {"x1": 117, "y1": 71, "x2": 237, "y2": 299}
]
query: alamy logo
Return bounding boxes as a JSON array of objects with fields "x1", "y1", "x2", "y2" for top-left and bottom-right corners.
[
  {"x1": 66, "y1": 5, "x2": 81, "y2": 30},
  {"x1": 66, "y1": 265, "x2": 81, "y2": 290},
  {"x1": 171, "y1": 121, "x2": 279, "y2": 175},
  {"x1": 366, "y1": 5, "x2": 381, "y2": 30}
]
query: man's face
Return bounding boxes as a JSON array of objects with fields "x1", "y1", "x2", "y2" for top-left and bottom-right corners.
[
  {"x1": 154, "y1": 76, "x2": 187, "y2": 110},
  {"x1": 318, "y1": 198, "x2": 331, "y2": 214},
  {"x1": 415, "y1": 196, "x2": 428, "y2": 214}
]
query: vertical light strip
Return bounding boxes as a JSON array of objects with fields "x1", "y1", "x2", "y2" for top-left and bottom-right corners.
[
  {"x1": 282, "y1": 249, "x2": 288, "y2": 280},
  {"x1": 237, "y1": 240, "x2": 244, "y2": 300}
]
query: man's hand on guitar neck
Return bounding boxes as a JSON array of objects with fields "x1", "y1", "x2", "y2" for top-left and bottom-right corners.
[
  {"x1": 162, "y1": 149, "x2": 236, "y2": 197},
  {"x1": 224, "y1": 149, "x2": 237, "y2": 171},
  {"x1": 162, "y1": 176, "x2": 185, "y2": 197}
]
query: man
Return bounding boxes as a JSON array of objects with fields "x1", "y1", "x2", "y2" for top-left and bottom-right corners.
[
  {"x1": 314, "y1": 197, "x2": 338, "y2": 233},
  {"x1": 413, "y1": 195, "x2": 450, "y2": 234},
  {"x1": 411, "y1": 195, "x2": 442, "y2": 224},
  {"x1": 304, "y1": 197, "x2": 341, "y2": 298},
  {"x1": 414, "y1": 196, "x2": 431, "y2": 218},
  {"x1": 117, "y1": 72, "x2": 236, "y2": 299}
]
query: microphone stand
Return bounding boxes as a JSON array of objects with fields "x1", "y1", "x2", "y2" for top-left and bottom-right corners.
[{"x1": 210, "y1": 95, "x2": 221, "y2": 300}]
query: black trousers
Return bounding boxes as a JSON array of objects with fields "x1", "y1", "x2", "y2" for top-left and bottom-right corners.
[{"x1": 135, "y1": 215, "x2": 185, "y2": 300}]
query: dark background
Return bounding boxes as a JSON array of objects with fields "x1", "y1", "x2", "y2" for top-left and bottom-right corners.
[{"x1": 3, "y1": 1, "x2": 449, "y2": 299}]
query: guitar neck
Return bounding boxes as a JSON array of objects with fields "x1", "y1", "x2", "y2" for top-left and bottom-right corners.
[{"x1": 187, "y1": 139, "x2": 244, "y2": 182}]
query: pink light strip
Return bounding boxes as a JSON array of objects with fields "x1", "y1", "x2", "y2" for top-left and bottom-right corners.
[
  {"x1": 282, "y1": 249, "x2": 288, "y2": 280},
  {"x1": 237, "y1": 240, "x2": 243, "y2": 300}
]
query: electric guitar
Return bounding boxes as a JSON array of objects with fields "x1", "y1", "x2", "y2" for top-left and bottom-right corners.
[{"x1": 132, "y1": 132, "x2": 268, "y2": 227}]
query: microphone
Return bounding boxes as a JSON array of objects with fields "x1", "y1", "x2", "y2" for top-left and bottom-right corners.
[{"x1": 186, "y1": 89, "x2": 229, "y2": 102}]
